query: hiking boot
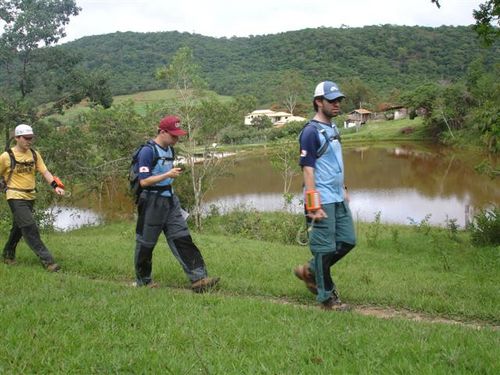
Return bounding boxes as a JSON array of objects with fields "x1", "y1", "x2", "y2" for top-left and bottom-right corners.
[
  {"x1": 191, "y1": 277, "x2": 220, "y2": 293},
  {"x1": 293, "y1": 264, "x2": 317, "y2": 295},
  {"x1": 46, "y1": 263, "x2": 61, "y2": 272},
  {"x1": 3, "y1": 258, "x2": 17, "y2": 265},
  {"x1": 321, "y1": 291, "x2": 351, "y2": 312},
  {"x1": 131, "y1": 281, "x2": 159, "y2": 288}
]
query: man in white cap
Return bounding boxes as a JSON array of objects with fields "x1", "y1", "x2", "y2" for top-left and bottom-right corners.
[
  {"x1": 294, "y1": 81, "x2": 356, "y2": 310},
  {"x1": 0, "y1": 124, "x2": 65, "y2": 271}
]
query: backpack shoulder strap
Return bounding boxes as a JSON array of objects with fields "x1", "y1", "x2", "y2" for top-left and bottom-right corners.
[
  {"x1": 6, "y1": 148, "x2": 16, "y2": 168},
  {"x1": 5, "y1": 149, "x2": 16, "y2": 185},
  {"x1": 305, "y1": 121, "x2": 330, "y2": 158},
  {"x1": 147, "y1": 141, "x2": 162, "y2": 167},
  {"x1": 30, "y1": 148, "x2": 37, "y2": 164}
]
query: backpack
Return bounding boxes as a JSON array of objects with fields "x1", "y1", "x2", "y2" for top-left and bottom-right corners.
[
  {"x1": 0, "y1": 148, "x2": 38, "y2": 193},
  {"x1": 128, "y1": 141, "x2": 175, "y2": 203},
  {"x1": 299, "y1": 121, "x2": 341, "y2": 158}
]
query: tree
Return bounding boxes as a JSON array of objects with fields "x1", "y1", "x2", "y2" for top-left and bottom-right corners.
[
  {"x1": 431, "y1": 0, "x2": 441, "y2": 8},
  {"x1": 0, "y1": 0, "x2": 81, "y2": 98},
  {"x1": 472, "y1": 0, "x2": 500, "y2": 46},
  {"x1": 157, "y1": 46, "x2": 231, "y2": 229},
  {"x1": 269, "y1": 140, "x2": 301, "y2": 210},
  {"x1": 251, "y1": 115, "x2": 273, "y2": 129},
  {"x1": 280, "y1": 70, "x2": 307, "y2": 115},
  {"x1": 194, "y1": 96, "x2": 240, "y2": 141},
  {"x1": 431, "y1": 0, "x2": 499, "y2": 46},
  {"x1": 0, "y1": 0, "x2": 112, "y2": 148},
  {"x1": 340, "y1": 77, "x2": 375, "y2": 112}
]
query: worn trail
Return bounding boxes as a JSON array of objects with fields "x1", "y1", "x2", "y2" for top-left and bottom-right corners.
[{"x1": 78, "y1": 275, "x2": 498, "y2": 331}]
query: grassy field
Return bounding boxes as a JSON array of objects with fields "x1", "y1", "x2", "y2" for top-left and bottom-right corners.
[
  {"x1": 341, "y1": 117, "x2": 432, "y2": 144},
  {"x1": 48, "y1": 88, "x2": 234, "y2": 123},
  {"x1": 1, "y1": 221, "x2": 498, "y2": 374}
]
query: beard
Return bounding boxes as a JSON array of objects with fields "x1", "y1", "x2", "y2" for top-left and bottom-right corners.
[{"x1": 320, "y1": 106, "x2": 339, "y2": 119}]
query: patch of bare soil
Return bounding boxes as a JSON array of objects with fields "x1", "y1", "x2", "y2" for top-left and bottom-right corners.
[{"x1": 352, "y1": 305, "x2": 498, "y2": 331}]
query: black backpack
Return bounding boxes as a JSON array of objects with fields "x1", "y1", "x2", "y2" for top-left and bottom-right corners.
[
  {"x1": 128, "y1": 141, "x2": 175, "y2": 203},
  {"x1": 0, "y1": 148, "x2": 38, "y2": 193}
]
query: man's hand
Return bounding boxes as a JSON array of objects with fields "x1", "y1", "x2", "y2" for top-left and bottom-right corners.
[
  {"x1": 307, "y1": 208, "x2": 327, "y2": 221},
  {"x1": 168, "y1": 167, "x2": 183, "y2": 178},
  {"x1": 344, "y1": 188, "x2": 350, "y2": 203},
  {"x1": 54, "y1": 187, "x2": 65, "y2": 196}
]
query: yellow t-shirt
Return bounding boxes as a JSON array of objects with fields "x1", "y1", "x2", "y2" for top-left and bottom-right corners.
[{"x1": 0, "y1": 148, "x2": 47, "y2": 200}]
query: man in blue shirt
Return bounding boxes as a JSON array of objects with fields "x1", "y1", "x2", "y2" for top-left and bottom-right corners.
[
  {"x1": 134, "y1": 115, "x2": 219, "y2": 292},
  {"x1": 294, "y1": 81, "x2": 356, "y2": 310}
]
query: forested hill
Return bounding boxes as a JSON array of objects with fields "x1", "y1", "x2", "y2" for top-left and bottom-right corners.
[{"x1": 60, "y1": 25, "x2": 497, "y2": 103}]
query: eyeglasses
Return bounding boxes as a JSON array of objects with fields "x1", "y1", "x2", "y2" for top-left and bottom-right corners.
[{"x1": 21, "y1": 135, "x2": 34, "y2": 140}]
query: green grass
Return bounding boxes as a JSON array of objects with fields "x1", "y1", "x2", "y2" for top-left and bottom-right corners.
[
  {"x1": 1, "y1": 221, "x2": 498, "y2": 373},
  {"x1": 342, "y1": 117, "x2": 432, "y2": 143},
  {"x1": 48, "y1": 88, "x2": 234, "y2": 123}
]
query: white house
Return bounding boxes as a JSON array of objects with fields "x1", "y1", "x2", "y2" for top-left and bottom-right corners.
[{"x1": 244, "y1": 109, "x2": 306, "y2": 126}]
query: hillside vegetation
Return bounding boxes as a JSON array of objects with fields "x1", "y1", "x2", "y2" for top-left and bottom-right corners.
[{"x1": 15, "y1": 25, "x2": 499, "y2": 103}]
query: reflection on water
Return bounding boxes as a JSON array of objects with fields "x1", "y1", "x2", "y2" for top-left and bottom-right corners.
[
  {"x1": 349, "y1": 189, "x2": 469, "y2": 225},
  {"x1": 48, "y1": 206, "x2": 102, "y2": 232},
  {"x1": 202, "y1": 190, "x2": 470, "y2": 226},
  {"x1": 204, "y1": 144, "x2": 499, "y2": 227}
]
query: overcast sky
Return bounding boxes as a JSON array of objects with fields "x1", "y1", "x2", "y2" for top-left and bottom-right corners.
[{"x1": 60, "y1": 0, "x2": 483, "y2": 44}]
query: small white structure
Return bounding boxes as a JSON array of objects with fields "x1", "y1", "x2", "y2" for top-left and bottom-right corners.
[{"x1": 244, "y1": 109, "x2": 306, "y2": 126}]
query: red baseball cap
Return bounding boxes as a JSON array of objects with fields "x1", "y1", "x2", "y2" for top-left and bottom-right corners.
[{"x1": 158, "y1": 115, "x2": 187, "y2": 136}]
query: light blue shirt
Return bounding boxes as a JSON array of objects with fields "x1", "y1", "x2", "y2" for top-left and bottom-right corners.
[
  {"x1": 299, "y1": 120, "x2": 345, "y2": 204},
  {"x1": 138, "y1": 142, "x2": 175, "y2": 197}
]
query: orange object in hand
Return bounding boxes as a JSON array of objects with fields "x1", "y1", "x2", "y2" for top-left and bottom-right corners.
[
  {"x1": 53, "y1": 176, "x2": 65, "y2": 189},
  {"x1": 305, "y1": 189, "x2": 321, "y2": 211}
]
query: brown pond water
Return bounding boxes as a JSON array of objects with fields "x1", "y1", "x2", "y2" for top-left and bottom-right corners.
[
  {"x1": 52, "y1": 143, "x2": 499, "y2": 230},
  {"x1": 203, "y1": 144, "x2": 499, "y2": 227}
]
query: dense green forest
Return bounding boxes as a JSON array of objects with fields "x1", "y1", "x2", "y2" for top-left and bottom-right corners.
[{"x1": 2, "y1": 25, "x2": 497, "y2": 105}]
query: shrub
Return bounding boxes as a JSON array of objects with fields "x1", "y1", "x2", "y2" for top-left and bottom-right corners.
[
  {"x1": 470, "y1": 207, "x2": 500, "y2": 246},
  {"x1": 203, "y1": 207, "x2": 304, "y2": 245}
]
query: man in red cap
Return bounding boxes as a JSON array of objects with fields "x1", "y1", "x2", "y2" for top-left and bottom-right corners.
[{"x1": 133, "y1": 115, "x2": 220, "y2": 292}]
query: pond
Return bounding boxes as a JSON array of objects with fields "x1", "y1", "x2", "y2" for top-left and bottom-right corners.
[
  {"x1": 203, "y1": 144, "x2": 499, "y2": 228},
  {"x1": 47, "y1": 206, "x2": 103, "y2": 232},
  {"x1": 51, "y1": 143, "x2": 499, "y2": 230}
]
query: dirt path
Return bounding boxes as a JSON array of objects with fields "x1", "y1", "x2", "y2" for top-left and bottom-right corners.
[
  {"x1": 73, "y1": 274, "x2": 498, "y2": 331},
  {"x1": 352, "y1": 305, "x2": 497, "y2": 331},
  {"x1": 250, "y1": 294, "x2": 499, "y2": 331}
]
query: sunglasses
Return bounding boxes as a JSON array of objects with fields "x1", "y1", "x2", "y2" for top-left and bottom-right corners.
[
  {"x1": 324, "y1": 98, "x2": 343, "y2": 104},
  {"x1": 22, "y1": 135, "x2": 34, "y2": 140}
]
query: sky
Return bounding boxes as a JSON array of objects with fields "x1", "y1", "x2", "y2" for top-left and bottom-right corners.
[{"x1": 59, "y1": 0, "x2": 483, "y2": 44}]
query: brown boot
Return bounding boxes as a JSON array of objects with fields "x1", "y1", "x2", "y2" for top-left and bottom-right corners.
[
  {"x1": 293, "y1": 264, "x2": 317, "y2": 295},
  {"x1": 321, "y1": 291, "x2": 351, "y2": 312},
  {"x1": 3, "y1": 258, "x2": 17, "y2": 265},
  {"x1": 191, "y1": 277, "x2": 220, "y2": 293},
  {"x1": 46, "y1": 263, "x2": 61, "y2": 272}
]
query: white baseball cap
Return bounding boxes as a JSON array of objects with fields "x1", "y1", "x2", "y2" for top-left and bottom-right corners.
[
  {"x1": 313, "y1": 81, "x2": 345, "y2": 101},
  {"x1": 15, "y1": 124, "x2": 34, "y2": 137}
]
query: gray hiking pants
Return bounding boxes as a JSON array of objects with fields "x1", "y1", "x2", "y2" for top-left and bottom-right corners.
[
  {"x1": 134, "y1": 192, "x2": 207, "y2": 285},
  {"x1": 3, "y1": 199, "x2": 55, "y2": 266}
]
